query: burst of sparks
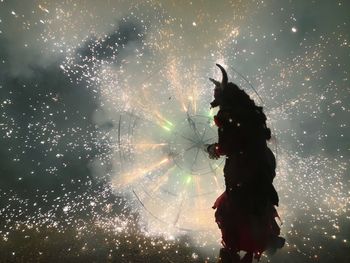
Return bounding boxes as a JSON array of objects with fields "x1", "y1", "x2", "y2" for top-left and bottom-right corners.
[{"x1": 0, "y1": 0, "x2": 349, "y2": 262}]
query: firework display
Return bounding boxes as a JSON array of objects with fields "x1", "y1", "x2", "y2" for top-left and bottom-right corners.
[{"x1": 0, "y1": 1, "x2": 349, "y2": 262}]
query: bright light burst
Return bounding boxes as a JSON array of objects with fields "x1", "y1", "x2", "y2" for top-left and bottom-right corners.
[{"x1": 0, "y1": 0, "x2": 349, "y2": 262}]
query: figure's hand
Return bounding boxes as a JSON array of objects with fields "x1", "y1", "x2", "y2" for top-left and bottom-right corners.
[{"x1": 206, "y1": 144, "x2": 220, "y2": 160}]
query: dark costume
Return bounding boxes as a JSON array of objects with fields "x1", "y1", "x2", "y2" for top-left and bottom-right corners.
[{"x1": 208, "y1": 65, "x2": 284, "y2": 262}]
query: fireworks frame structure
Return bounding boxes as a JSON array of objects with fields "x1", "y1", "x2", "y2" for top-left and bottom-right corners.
[{"x1": 0, "y1": 1, "x2": 349, "y2": 262}]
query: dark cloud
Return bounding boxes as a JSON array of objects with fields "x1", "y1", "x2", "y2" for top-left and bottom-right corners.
[
  {"x1": 0, "y1": 19, "x2": 145, "y2": 201},
  {"x1": 0, "y1": 56, "x2": 98, "y2": 194},
  {"x1": 77, "y1": 19, "x2": 145, "y2": 64}
]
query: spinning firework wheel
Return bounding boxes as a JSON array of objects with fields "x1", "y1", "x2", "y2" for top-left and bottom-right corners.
[
  {"x1": 110, "y1": 59, "x2": 266, "y2": 233},
  {"x1": 112, "y1": 110, "x2": 225, "y2": 232},
  {"x1": 169, "y1": 114, "x2": 223, "y2": 176}
]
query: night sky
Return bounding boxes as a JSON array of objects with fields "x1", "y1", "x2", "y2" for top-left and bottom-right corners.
[{"x1": 0, "y1": 0, "x2": 349, "y2": 262}]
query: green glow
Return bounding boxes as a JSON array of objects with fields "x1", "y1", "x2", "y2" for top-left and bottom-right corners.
[
  {"x1": 186, "y1": 176, "x2": 192, "y2": 184},
  {"x1": 162, "y1": 125, "x2": 171, "y2": 131},
  {"x1": 208, "y1": 108, "x2": 217, "y2": 118},
  {"x1": 165, "y1": 119, "x2": 174, "y2": 126}
]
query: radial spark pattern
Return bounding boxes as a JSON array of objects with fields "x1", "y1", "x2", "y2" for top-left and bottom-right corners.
[{"x1": 0, "y1": 1, "x2": 349, "y2": 262}]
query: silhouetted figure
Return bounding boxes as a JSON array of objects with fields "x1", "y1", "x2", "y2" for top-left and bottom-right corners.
[{"x1": 207, "y1": 64, "x2": 285, "y2": 262}]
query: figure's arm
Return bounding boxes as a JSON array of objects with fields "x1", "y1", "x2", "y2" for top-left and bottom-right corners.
[{"x1": 206, "y1": 110, "x2": 241, "y2": 158}]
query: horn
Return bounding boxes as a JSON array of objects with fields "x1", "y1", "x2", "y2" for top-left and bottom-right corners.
[{"x1": 216, "y1": 64, "x2": 228, "y2": 86}]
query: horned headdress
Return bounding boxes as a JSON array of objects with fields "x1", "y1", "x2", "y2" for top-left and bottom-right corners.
[{"x1": 209, "y1": 64, "x2": 229, "y2": 108}]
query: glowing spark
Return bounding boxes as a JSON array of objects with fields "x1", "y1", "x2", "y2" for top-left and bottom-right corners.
[{"x1": 38, "y1": 4, "x2": 50, "y2": 13}]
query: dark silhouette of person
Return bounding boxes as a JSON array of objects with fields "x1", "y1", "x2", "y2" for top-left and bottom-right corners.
[{"x1": 207, "y1": 64, "x2": 285, "y2": 263}]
